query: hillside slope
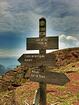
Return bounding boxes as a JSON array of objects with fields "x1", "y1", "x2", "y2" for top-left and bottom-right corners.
[{"x1": 0, "y1": 47, "x2": 79, "y2": 105}]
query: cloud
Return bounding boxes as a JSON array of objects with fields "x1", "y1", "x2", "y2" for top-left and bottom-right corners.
[
  {"x1": 0, "y1": 49, "x2": 17, "y2": 58},
  {"x1": 48, "y1": 16, "x2": 79, "y2": 35},
  {"x1": 0, "y1": 0, "x2": 41, "y2": 34},
  {"x1": 0, "y1": 48, "x2": 39, "y2": 58},
  {"x1": 59, "y1": 34, "x2": 79, "y2": 49},
  {"x1": 0, "y1": 0, "x2": 79, "y2": 35}
]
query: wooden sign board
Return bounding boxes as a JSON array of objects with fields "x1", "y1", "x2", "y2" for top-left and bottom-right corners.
[
  {"x1": 29, "y1": 70, "x2": 70, "y2": 86},
  {"x1": 27, "y1": 37, "x2": 58, "y2": 50},
  {"x1": 18, "y1": 53, "x2": 56, "y2": 67}
]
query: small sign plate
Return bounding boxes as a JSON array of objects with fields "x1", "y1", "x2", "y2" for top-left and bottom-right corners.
[
  {"x1": 29, "y1": 70, "x2": 70, "y2": 86},
  {"x1": 18, "y1": 53, "x2": 56, "y2": 67},
  {"x1": 27, "y1": 37, "x2": 58, "y2": 50}
]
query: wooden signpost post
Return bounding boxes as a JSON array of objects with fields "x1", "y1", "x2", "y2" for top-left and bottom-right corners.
[{"x1": 18, "y1": 17, "x2": 70, "y2": 105}]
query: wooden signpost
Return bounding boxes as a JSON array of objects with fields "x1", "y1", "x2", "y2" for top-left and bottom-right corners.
[{"x1": 18, "y1": 17, "x2": 70, "y2": 105}]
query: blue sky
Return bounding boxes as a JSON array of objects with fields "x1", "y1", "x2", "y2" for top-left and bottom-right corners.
[{"x1": 0, "y1": 0, "x2": 79, "y2": 66}]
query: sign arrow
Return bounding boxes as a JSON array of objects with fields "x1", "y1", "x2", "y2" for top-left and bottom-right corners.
[
  {"x1": 18, "y1": 53, "x2": 56, "y2": 67},
  {"x1": 28, "y1": 69, "x2": 70, "y2": 86}
]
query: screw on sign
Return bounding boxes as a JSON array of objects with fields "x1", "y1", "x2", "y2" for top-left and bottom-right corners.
[{"x1": 18, "y1": 17, "x2": 70, "y2": 105}]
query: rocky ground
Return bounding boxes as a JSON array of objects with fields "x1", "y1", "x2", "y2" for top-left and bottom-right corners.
[{"x1": 0, "y1": 47, "x2": 79, "y2": 105}]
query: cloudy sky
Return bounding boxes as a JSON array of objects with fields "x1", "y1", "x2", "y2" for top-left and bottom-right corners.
[{"x1": 0, "y1": 0, "x2": 79, "y2": 66}]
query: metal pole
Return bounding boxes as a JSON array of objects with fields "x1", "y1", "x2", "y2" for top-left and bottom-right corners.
[{"x1": 33, "y1": 88, "x2": 40, "y2": 105}]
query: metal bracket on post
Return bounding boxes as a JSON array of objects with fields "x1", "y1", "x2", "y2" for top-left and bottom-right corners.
[{"x1": 33, "y1": 88, "x2": 40, "y2": 105}]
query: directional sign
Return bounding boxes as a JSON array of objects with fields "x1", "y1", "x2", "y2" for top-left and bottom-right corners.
[
  {"x1": 18, "y1": 53, "x2": 56, "y2": 67},
  {"x1": 27, "y1": 37, "x2": 58, "y2": 50},
  {"x1": 29, "y1": 70, "x2": 70, "y2": 86}
]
